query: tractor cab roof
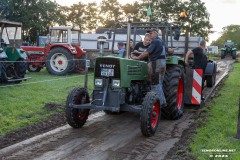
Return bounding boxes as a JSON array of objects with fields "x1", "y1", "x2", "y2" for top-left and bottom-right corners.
[{"x1": 0, "y1": 20, "x2": 22, "y2": 27}]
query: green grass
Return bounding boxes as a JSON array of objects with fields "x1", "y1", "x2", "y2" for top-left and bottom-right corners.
[
  {"x1": 190, "y1": 61, "x2": 240, "y2": 160},
  {"x1": 0, "y1": 69, "x2": 94, "y2": 135}
]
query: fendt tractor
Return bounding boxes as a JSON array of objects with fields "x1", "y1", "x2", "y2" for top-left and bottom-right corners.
[
  {"x1": 21, "y1": 25, "x2": 86, "y2": 75},
  {"x1": 221, "y1": 40, "x2": 237, "y2": 59},
  {"x1": 0, "y1": 20, "x2": 27, "y2": 83},
  {"x1": 65, "y1": 19, "x2": 217, "y2": 137}
]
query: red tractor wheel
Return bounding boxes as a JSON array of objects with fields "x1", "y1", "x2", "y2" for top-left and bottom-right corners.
[
  {"x1": 66, "y1": 87, "x2": 90, "y2": 128},
  {"x1": 140, "y1": 92, "x2": 161, "y2": 137},
  {"x1": 27, "y1": 64, "x2": 41, "y2": 72},
  {"x1": 46, "y1": 47, "x2": 75, "y2": 75}
]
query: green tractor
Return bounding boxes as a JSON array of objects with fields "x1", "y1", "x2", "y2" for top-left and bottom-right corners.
[
  {"x1": 65, "y1": 21, "x2": 187, "y2": 137},
  {"x1": 0, "y1": 20, "x2": 27, "y2": 83},
  {"x1": 221, "y1": 40, "x2": 237, "y2": 59}
]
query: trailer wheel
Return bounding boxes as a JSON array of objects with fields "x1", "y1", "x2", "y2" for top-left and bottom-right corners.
[
  {"x1": 27, "y1": 64, "x2": 41, "y2": 72},
  {"x1": 66, "y1": 87, "x2": 90, "y2": 128},
  {"x1": 206, "y1": 65, "x2": 216, "y2": 87},
  {"x1": 46, "y1": 47, "x2": 75, "y2": 75},
  {"x1": 140, "y1": 92, "x2": 160, "y2": 137},
  {"x1": 163, "y1": 65, "x2": 185, "y2": 120}
]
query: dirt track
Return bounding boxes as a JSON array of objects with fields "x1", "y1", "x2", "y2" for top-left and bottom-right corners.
[{"x1": 0, "y1": 59, "x2": 236, "y2": 160}]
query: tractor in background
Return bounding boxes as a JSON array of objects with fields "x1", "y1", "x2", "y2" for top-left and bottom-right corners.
[
  {"x1": 221, "y1": 40, "x2": 237, "y2": 59},
  {"x1": 0, "y1": 20, "x2": 27, "y2": 83},
  {"x1": 21, "y1": 25, "x2": 86, "y2": 75}
]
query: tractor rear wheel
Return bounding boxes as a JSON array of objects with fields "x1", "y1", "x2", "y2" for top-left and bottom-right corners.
[
  {"x1": 66, "y1": 87, "x2": 90, "y2": 128},
  {"x1": 27, "y1": 64, "x2": 41, "y2": 72},
  {"x1": 46, "y1": 47, "x2": 75, "y2": 75},
  {"x1": 221, "y1": 51, "x2": 225, "y2": 59},
  {"x1": 140, "y1": 92, "x2": 160, "y2": 137},
  {"x1": 163, "y1": 65, "x2": 185, "y2": 120},
  {"x1": 15, "y1": 58, "x2": 27, "y2": 78},
  {"x1": 232, "y1": 51, "x2": 237, "y2": 59}
]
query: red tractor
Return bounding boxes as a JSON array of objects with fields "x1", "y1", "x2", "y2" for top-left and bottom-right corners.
[{"x1": 21, "y1": 26, "x2": 86, "y2": 75}]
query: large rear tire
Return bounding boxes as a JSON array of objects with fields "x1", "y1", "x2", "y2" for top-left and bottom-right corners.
[
  {"x1": 221, "y1": 51, "x2": 225, "y2": 59},
  {"x1": 46, "y1": 47, "x2": 75, "y2": 75},
  {"x1": 232, "y1": 51, "x2": 237, "y2": 59},
  {"x1": 163, "y1": 65, "x2": 185, "y2": 120},
  {"x1": 66, "y1": 87, "x2": 90, "y2": 128},
  {"x1": 140, "y1": 92, "x2": 161, "y2": 137},
  {"x1": 15, "y1": 58, "x2": 27, "y2": 78}
]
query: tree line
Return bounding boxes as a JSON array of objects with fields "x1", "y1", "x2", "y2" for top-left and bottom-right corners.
[
  {"x1": 0, "y1": 0, "x2": 212, "y2": 43},
  {"x1": 211, "y1": 25, "x2": 240, "y2": 49}
]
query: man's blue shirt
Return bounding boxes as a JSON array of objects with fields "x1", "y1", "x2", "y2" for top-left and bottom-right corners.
[
  {"x1": 146, "y1": 37, "x2": 164, "y2": 61},
  {"x1": 118, "y1": 48, "x2": 125, "y2": 58}
]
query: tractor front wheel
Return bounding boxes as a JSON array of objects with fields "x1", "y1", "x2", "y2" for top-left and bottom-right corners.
[
  {"x1": 163, "y1": 65, "x2": 185, "y2": 120},
  {"x1": 66, "y1": 87, "x2": 90, "y2": 128},
  {"x1": 140, "y1": 92, "x2": 161, "y2": 137},
  {"x1": 46, "y1": 47, "x2": 75, "y2": 75},
  {"x1": 27, "y1": 64, "x2": 41, "y2": 72},
  {"x1": 0, "y1": 61, "x2": 7, "y2": 83}
]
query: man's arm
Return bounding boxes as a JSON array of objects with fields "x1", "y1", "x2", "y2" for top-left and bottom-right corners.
[
  {"x1": 185, "y1": 50, "x2": 193, "y2": 65},
  {"x1": 132, "y1": 51, "x2": 149, "y2": 60}
]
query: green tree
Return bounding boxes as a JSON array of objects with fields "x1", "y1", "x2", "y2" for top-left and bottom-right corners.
[
  {"x1": 1, "y1": 0, "x2": 67, "y2": 43},
  {"x1": 122, "y1": 2, "x2": 142, "y2": 21},
  {"x1": 84, "y1": 2, "x2": 99, "y2": 32},
  {"x1": 182, "y1": 0, "x2": 213, "y2": 40},
  {"x1": 211, "y1": 25, "x2": 240, "y2": 49},
  {"x1": 67, "y1": 2, "x2": 86, "y2": 30},
  {"x1": 100, "y1": 0, "x2": 123, "y2": 28}
]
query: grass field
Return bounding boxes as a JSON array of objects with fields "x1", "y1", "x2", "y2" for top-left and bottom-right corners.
[
  {"x1": 190, "y1": 61, "x2": 240, "y2": 160},
  {"x1": 0, "y1": 69, "x2": 94, "y2": 135}
]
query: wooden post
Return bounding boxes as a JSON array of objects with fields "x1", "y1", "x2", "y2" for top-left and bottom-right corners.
[{"x1": 237, "y1": 96, "x2": 240, "y2": 139}]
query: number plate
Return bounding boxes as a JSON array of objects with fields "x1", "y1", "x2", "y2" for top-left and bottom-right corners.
[{"x1": 101, "y1": 68, "x2": 114, "y2": 77}]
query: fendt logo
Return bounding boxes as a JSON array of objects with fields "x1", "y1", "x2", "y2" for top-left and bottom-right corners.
[{"x1": 100, "y1": 64, "x2": 115, "y2": 68}]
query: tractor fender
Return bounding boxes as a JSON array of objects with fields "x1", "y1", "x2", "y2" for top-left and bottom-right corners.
[
  {"x1": 0, "y1": 50, "x2": 8, "y2": 59},
  {"x1": 221, "y1": 48, "x2": 226, "y2": 51},
  {"x1": 204, "y1": 61, "x2": 217, "y2": 76},
  {"x1": 47, "y1": 44, "x2": 77, "y2": 55},
  {"x1": 232, "y1": 48, "x2": 237, "y2": 51}
]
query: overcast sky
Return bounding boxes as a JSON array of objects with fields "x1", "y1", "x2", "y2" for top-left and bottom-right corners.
[{"x1": 53, "y1": 0, "x2": 240, "y2": 43}]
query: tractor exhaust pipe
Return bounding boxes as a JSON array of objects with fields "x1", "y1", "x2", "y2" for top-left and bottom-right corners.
[{"x1": 126, "y1": 21, "x2": 131, "y2": 58}]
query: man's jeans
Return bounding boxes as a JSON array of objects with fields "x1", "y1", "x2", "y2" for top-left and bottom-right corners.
[{"x1": 148, "y1": 59, "x2": 166, "y2": 106}]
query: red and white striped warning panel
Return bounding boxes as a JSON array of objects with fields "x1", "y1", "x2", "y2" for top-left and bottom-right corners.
[{"x1": 191, "y1": 69, "x2": 203, "y2": 105}]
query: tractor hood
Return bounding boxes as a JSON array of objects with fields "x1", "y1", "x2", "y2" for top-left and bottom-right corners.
[{"x1": 94, "y1": 56, "x2": 148, "y2": 88}]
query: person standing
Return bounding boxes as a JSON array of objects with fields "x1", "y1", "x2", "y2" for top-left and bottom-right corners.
[
  {"x1": 185, "y1": 40, "x2": 208, "y2": 100},
  {"x1": 117, "y1": 41, "x2": 125, "y2": 58},
  {"x1": 132, "y1": 28, "x2": 167, "y2": 107}
]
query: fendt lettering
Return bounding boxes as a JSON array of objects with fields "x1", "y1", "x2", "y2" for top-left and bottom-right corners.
[{"x1": 100, "y1": 64, "x2": 115, "y2": 68}]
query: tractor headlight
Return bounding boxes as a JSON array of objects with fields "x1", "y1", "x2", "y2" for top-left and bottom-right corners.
[
  {"x1": 95, "y1": 78, "x2": 103, "y2": 86},
  {"x1": 112, "y1": 79, "x2": 120, "y2": 88}
]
